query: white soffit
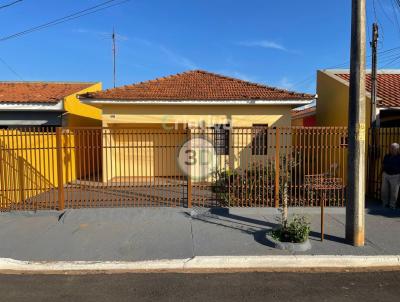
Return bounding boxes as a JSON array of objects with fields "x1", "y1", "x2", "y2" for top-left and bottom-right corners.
[
  {"x1": 81, "y1": 99, "x2": 315, "y2": 106},
  {"x1": 0, "y1": 101, "x2": 63, "y2": 111}
]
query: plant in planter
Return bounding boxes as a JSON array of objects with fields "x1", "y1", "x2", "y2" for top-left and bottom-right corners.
[
  {"x1": 266, "y1": 207, "x2": 311, "y2": 252},
  {"x1": 271, "y1": 213, "x2": 311, "y2": 244}
]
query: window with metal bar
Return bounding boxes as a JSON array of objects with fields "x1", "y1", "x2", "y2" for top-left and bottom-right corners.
[
  {"x1": 251, "y1": 124, "x2": 268, "y2": 155},
  {"x1": 213, "y1": 124, "x2": 230, "y2": 155}
]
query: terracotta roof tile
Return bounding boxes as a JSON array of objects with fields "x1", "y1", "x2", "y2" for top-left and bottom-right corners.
[
  {"x1": 335, "y1": 72, "x2": 400, "y2": 108},
  {"x1": 0, "y1": 82, "x2": 96, "y2": 104},
  {"x1": 291, "y1": 106, "x2": 316, "y2": 118},
  {"x1": 82, "y1": 70, "x2": 315, "y2": 101}
]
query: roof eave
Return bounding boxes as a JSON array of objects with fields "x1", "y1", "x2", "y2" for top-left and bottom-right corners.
[
  {"x1": 319, "y1": 70, "x2": 380, "y2": 103},
  {"x1": 80, "y1": 99, "x2": 315, "y2": 106},
  {"x1": 0, "y1": 100, "x2": 63, "y2": 111}
]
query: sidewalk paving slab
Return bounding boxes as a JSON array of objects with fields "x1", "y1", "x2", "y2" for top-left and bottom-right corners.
[{"x1": 0, "y1": 204, "x2": 399, "y2": 262}]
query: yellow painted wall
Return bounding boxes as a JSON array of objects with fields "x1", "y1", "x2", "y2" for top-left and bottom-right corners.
[
  {"x1": 101, "y1": 104, "x2": 292, "y2": 128},
  {"x1": 102, "y1": 125, "x2": 186, "y2": 182},
  {"x1": 98, "y1": 104, "x2": 292, "y2": 182},
  {"x1": 316, "y1": 71, "x2": 375, "y2": 184},
  {"x1": 64, "y1": 82, "x2": 103, "y2": 127},
  {"x1": 316, "y1": 70, "x2": 371, "y2": 131},
  {"x1": 0, "y1": 83, "x2": 103, "y2": 208},
  {"x1": 0, "y1": 130, "x2": 76, "y2": 208},
  {"x1": 0, "y1": 128, "x2": 103, "y2": 208}
]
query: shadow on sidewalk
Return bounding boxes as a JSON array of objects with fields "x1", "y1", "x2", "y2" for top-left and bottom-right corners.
[
  {"x1": 308, "y1": 231, "x2": 347, "y2": 244},
  {"x1": 181, "y1": 209, "x2": 277, "y2": 248},
  {"x1": 367, "y1": 208, "x2": 400, "y2": 218},
  {"x1": 366, "y1": 198, "x2": 400, "y2": 218},
  {"x1": 182, "y1": 208, "x2": 349, "y2": 248}
]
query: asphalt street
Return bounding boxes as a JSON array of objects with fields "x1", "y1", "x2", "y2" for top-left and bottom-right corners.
[{"x1": 0, "y1": 271, "x2": 399, "y2": 301}]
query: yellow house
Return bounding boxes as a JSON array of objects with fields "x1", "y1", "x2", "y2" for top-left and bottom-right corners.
[
  {"x1": 317, "y1": 69, "x2": 400, "y2": 128},
  {"x1": 0, "y1": 81, "x2": 102, "y2": 128},
  {"x1": 316, "y1": 69, "x2": 400, "y2": 189},
  {"x1": 80, "y1": 70, "x2": 315, "y2": 182},
  {"x1": 0, "y1": 82, "x2": 102, "y2": 208}
]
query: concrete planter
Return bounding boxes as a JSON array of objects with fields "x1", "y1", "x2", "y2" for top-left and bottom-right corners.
[{"x1": 266, "y1": 234, "x2": 312, "y2": 252}]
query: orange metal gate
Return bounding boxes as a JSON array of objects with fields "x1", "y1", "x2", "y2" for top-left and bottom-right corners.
[{"x1": 0, "y1": 127, "x2": 348, "y2": 211}]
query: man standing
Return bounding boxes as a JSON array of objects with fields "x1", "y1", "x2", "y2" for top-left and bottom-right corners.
[{"x1": 381, "y1": 143, "x2": 400, "y2": 209}]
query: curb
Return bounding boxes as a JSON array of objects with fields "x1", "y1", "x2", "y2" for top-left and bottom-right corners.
[{"x1": 0, "y1": 255, "x2": 400, "y2": 273}]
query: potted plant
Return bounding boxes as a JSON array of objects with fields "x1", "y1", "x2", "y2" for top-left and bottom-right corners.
[{"x1": 266, "y1": 193, "x2": 312, "y2": 251}]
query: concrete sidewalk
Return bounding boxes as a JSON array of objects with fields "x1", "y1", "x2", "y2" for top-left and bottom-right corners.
[{"x1": 0, "y1": 203, "x2": 399, "y2": 262}]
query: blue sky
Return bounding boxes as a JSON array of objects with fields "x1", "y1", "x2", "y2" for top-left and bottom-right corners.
[{"x1": 0, "y1": 0, "x2": 399, "y2": 93}]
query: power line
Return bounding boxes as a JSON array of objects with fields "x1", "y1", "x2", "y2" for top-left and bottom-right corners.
[
  {"x1": 372, "y1": 0, "x2": 385, "y2": 44},
  {"x1": 376, "y1": 50, "x2": 400, "y2": 65},
  {"x1": 291, "y1": 45, "x2": 400, "y2": 90},
  {"x1": 366, "y1": 1, "x2": 372, "y2": 43},
  {"x1": 372, "y1": 0, "x2": 379, "y2": 22},
  {"x1": 0, "y1": 0, "x2": 23, "y2": 10},
  {"x1": 391, "y1": 0, "x2": 400, "y2": 30},
  {"x1": 381, "y1": 54, "x2": 400, "y2": 68},
  {"x1": 0, "y1": 0, "x2": 131, "y2": 42},
  {"x1": 0, "y1": 56, "x2": 23, "y2": 80},
  {"x1": 0, "y1": 0, "x2": 129, "y2": 42}
]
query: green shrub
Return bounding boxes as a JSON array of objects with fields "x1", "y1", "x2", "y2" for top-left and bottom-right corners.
[
  {"x1": 271, "y1": 215, "x2": 311, "y2": 243},
  {"x1": 211, "y1": 154, "x2": 300, "y2": 206}
]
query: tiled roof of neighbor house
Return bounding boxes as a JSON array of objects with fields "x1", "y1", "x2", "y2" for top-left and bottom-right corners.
[
  {"x1": 81, "y1": 70, "x2": 315, "y2": 101},
  {"x1": 291, "y1": 106, "x2": 316, "y2": 119},
  {"x1": 0, "y1": 82, "x2": 97, "y2": 104},
  {"x1": 334, "y1": 71, "x2": 400, "y2": 107}
]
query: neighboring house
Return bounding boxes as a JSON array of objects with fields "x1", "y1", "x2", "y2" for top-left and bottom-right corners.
[
  {"x1": 0, "y1": 81, "x2": 102, "y2": 128},
  {"x1": 317, "y1": 69, "x2": 400, "y2": 128},
  {"x1": 80, "y1": 70, "x2": 315, "y2": 181},
  {"x1": 0, "y1": 82, "x2": 103, "y2": 205},
  {"x1": 291, "y1": 106, "x2": 316, "y2": 126}
]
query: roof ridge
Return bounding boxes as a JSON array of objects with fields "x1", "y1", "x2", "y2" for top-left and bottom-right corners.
[{"x1": 0, "y1": 81, "x2": 98, "y2": 85}]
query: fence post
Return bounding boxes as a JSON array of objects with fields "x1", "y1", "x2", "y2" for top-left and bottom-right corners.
[
  {"x1": 17, "y1": 157, "x2": 25, "y2": 203},
  {"x1": 0, "y1": 147, "x2": 2, "y2": 210},
  {"x1": 186, "y1": 126, "x2": 192, "y2": 208},
  {"x1": 56, "y1": 128, "x2": 64, "y2": 210},
  {"x1": 274, "y1": 128, "x2": 280, "y2": 208}
]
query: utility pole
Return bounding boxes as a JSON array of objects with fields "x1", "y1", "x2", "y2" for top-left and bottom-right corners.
[
  {"x1": 112, "y1": 27, "x2": 116, "y2": 88},
  {"x1": 367, "y1": 23, "x2": 379, "y2": 197},
  {"x1": 346, "y1": 0, "x2": 366, "y2": 247},
  {"x1": 371, "y1": 23, "x2": 379, "y2": 128}
]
